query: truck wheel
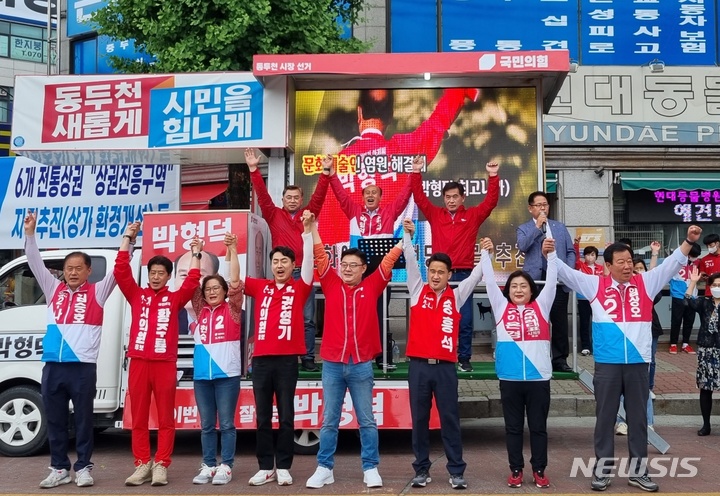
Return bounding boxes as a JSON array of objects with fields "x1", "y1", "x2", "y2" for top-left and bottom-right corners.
[
  {"x1": 293, "y1": 429, "x2": 320, "y2": 455},
  {"x1": 0, "y1": 386, "x2": 48, "y2": 457}
]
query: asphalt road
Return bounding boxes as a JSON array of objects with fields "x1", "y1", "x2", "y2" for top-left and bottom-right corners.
[{"x1": 3, "y1": 416, "x2": 719, "y2": 495}]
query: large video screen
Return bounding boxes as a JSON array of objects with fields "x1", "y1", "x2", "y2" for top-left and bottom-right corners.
[{"x1": 294, "y1": 87, "x2": 541, "y2": 280}]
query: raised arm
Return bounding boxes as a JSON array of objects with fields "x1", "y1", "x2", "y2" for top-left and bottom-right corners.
[
  {"x1": 573, "y1": 237, "x2": 583, "y2": 270},
  {"x1": 175, "y1": 238, "x2": 204, "y2": 306},
  {"x1": 306, "y1": 156, "x2": 332, "y2": 217},
  {"x1": 224, "y1": 232, "x2": 243, "y2": 322},
  {"x1": 549, "y1": 250, "x2": 598, "y2": 299},
  {"x1": 536, "y1": 238, "x2": 558, "y2": 313},
  {"x1": 301, "y1": 211, "x2": 316, "y2": 285},
  {"x1": 387, "y1": 173, "x2": 415, "y2": 221},
  {"x1": 480, "y1": 238, "x2": 506, "y2": 312},
  {"x1": 684, "y1": 266, "x2": 703, "y2": 312},
  {"x1": 468, "y1": 162, "x2": 500, "y2": 226},
  {"x1": 329, "y1": 172, "x2": 362, "y2": 221},
  {"x1": 246, "y1": 148, "x2": 278, "y2": 222},
  {"x1": 310, "y1": 217, "x2": 331, "y2": 278},
  {"x1": 23, "y1": 211, "x2": 61, "y2": 299},
  {"x1": 387, "y1": 88, "x2": 477, "y2": 164},
  {"x1": 95, "y1": 221, "x2": 140, "y2": 306},
  {"x1": 379, "y1": 241, "x2": 403, "y2": 280},
  {"x1": 642, "y1": 226, "x2": 702, "y2": 297},
  {"x1": 410, "y1": 156, "x2": 441, "y2": 220},
  {"x1": 648, "y1": 240, "x2": 661, "y2": 270},
  {"x1": 402, "y1": 219, "x2": 424, "y2": 306}
]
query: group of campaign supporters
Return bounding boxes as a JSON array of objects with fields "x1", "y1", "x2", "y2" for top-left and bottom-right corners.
[{"x1": 26, "y1": 145, "x2": 712, "y2": 493}]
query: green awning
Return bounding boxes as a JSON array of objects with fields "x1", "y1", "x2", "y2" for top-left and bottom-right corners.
[
  {"x1": 620, "y1": 172, "x2": 720, "y2": 191},
  {"x1": 546, "y1": 172, "x2": 557, "y2": 193}
]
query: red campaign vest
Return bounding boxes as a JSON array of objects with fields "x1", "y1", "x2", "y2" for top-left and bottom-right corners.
[
  {"x1": 51, "y1": 283, "x2": 104, "y2": 326},
  {"x1": 500, "y1": 301, "x2": 551, "y2": 342},
  {"x1": 246, "y1": 278, "x2": 310, "y2": 357},
  {"x1": 196, "y1": 302, "x2": 241, "y2": 345},
  {"x1": 594, "y1": 275, "x2": 654, "y2": 324},
  {"x1": 407, "y1": 284, "x2": 460, "y2": 362}
]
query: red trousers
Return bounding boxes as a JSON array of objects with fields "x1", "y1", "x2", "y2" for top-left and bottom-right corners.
[{"x1": 128, "y1": 359, "x2": 177, "y2": 467}]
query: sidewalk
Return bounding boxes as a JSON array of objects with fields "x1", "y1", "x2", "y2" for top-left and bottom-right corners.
[{"x1": 458, "y1": 342, "x2": 714, "y2": 419}]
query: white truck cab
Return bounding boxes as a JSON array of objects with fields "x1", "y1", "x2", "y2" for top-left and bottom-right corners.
[{"x1": 0, "y1": 249, "x2": 141, "y2": 456}]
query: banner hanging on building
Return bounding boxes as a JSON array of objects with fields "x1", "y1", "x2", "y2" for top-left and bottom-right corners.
[
  {"x1": 10, "y1": 73, "x2": 287, "y2": 154},
  {"x1": 0, "y1": 156, "x2": 178, "y2": 248}
]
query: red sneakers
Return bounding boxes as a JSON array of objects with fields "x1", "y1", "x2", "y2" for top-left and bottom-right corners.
[
  {"x1": 507, "y1": 469, "x2": 523, "y2": 488},
  {"x1": 533, "y1": 470, "x2": 550, "y2": 488},
  {"x1": 682, "y1": 344, "x2": 696, "y2": 354},
  {"x1": 669, "y1": 344, "x2": 678, "y2": 354}
]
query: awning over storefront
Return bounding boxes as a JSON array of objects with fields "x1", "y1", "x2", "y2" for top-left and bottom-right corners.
[
  {"x1": 620, "y1": 172, "x2": 720, "y2": 191},
  {"x1": 546, "y1": 172, "x2": 558, "y2": 193},
  {"x1": 181, "y1": 183, "x2": 228, "y2": 210}
]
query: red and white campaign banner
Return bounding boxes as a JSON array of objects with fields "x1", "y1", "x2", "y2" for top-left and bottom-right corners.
[
  {"x1": 253, "y1": 51, "x2": 569, "y2": 76},
  {"x1": 122, "y1": 382, "x2": 441, "y2": 430},
  {"x1": 11, "y1": 72, "x2": 287, "y2": 152}
]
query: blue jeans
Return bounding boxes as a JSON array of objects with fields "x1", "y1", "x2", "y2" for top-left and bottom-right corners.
[
  {"x1": 293, "y1": 269, "x2": 316, "y2": 360},
  {"x1": 450, "y1": 270, "x2": 473, "y2": 362},
  {"x1": 317, "y1": 359, "x2": 378, "y2": 471},
  {"x1": 194, "y1": 376, "x2": 241, "y2": 467}
]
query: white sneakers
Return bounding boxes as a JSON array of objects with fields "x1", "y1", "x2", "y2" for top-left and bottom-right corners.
[
  {"x1": 39, "y1": 467, "x2": 93, "y2": 488},
  {"x1": 306, "y1": 466, "x2": 334, "y2": 488},
  {"x1": 363, "y1": 467, "x2": 383, "y2": 488},
  {"x1": 615, "y1": 421, "x2": 628, "y2": 436},
  {"x1": 193, "y1": 464, "x2": 216, "y2": 484},
  {"x1": 212, "y1": 464, "x2": 232, "y2": 485},
  {"x1": 306, "y1": 466, "x2": 381, "y2": 488},
  {"x1": 277, "y1": 469, "x2": 293, "y2": 486},
  {"x1": 39, "y1": 468, "x2": 71, "y2": 489},
  {"x1": 74, "y1": 466, "x2": 94, "y2": 487},
  {"x1": 249, "y1": 469, "x2": 276, "y2": 486}
]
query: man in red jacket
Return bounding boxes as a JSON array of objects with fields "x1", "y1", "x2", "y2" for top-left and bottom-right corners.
[
  {"x1": 114, "y1": 224, "x2": 202, "y2": 487},
  {"x1": 305, "y1": 215, "x2": 402, "y2": 490},
  {"x1": 326, "y1": 154, "x2": 414, "y2": 369},
  {"x1": 411, "y1": 157, "x2": 500, "y2": 372},
  {"x1": 245, "y1": 148, "x2": 331, "y2": 372}
]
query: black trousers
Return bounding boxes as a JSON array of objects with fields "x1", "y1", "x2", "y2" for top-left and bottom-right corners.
[
  {"x1": 499, "y1": 379, "x2": 550, "y2": 472},
  {"x1": 408, "y1": 359, "x2": 466, "y2": 476},
  {"x1": 578, "y1": 299, "x2": 593, "y2": 351},
  {"x1": 593, "y1": 363, "x2": 649, "y2": 475},
  {"x1": 42, "y1": 362, "x2": 97, "y2": 472},
  {"x1": 252, "y1": 355, "x2": 298, "y2": 470},
  {"x1": 550, "y1": 290, "x2": 570, "y2": 366},
  {"x1": 669, "y1": 297, "x2": 695, "y2": 345}
]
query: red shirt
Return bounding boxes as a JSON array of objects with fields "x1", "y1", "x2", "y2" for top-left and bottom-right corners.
[
  {"x1": 698, "y1": 252, "x2": 720, "y2": 296},
  {"x1": 412, "y1": 172, "x2": 500, "y2": 269},
  {"x1": 406, "y1": 285, "x2": 461, "y2": 362},
  {"x1": 244, "y1": 277, "x2": 311, "y2": 356},
  {"x1": 250, "y1": 169, "x2": 329, "y2": 266},
  {"x1": 114, "y1": 250, "x2": 200, "y2": 361},
  {"x1": 574, "y1": 243, "x2": 605, "y2": 275},
  {"x1": 315, "y1": 243, "x2": 401, "y2": 363}
]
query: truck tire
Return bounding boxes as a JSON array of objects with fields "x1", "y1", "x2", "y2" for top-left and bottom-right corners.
[
  {"x1": 0, "y1": 386, "x2": 48, "y2": 457},
  {"x1": 293, "y1": 429, "x2": 320, "y2": 455}
]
